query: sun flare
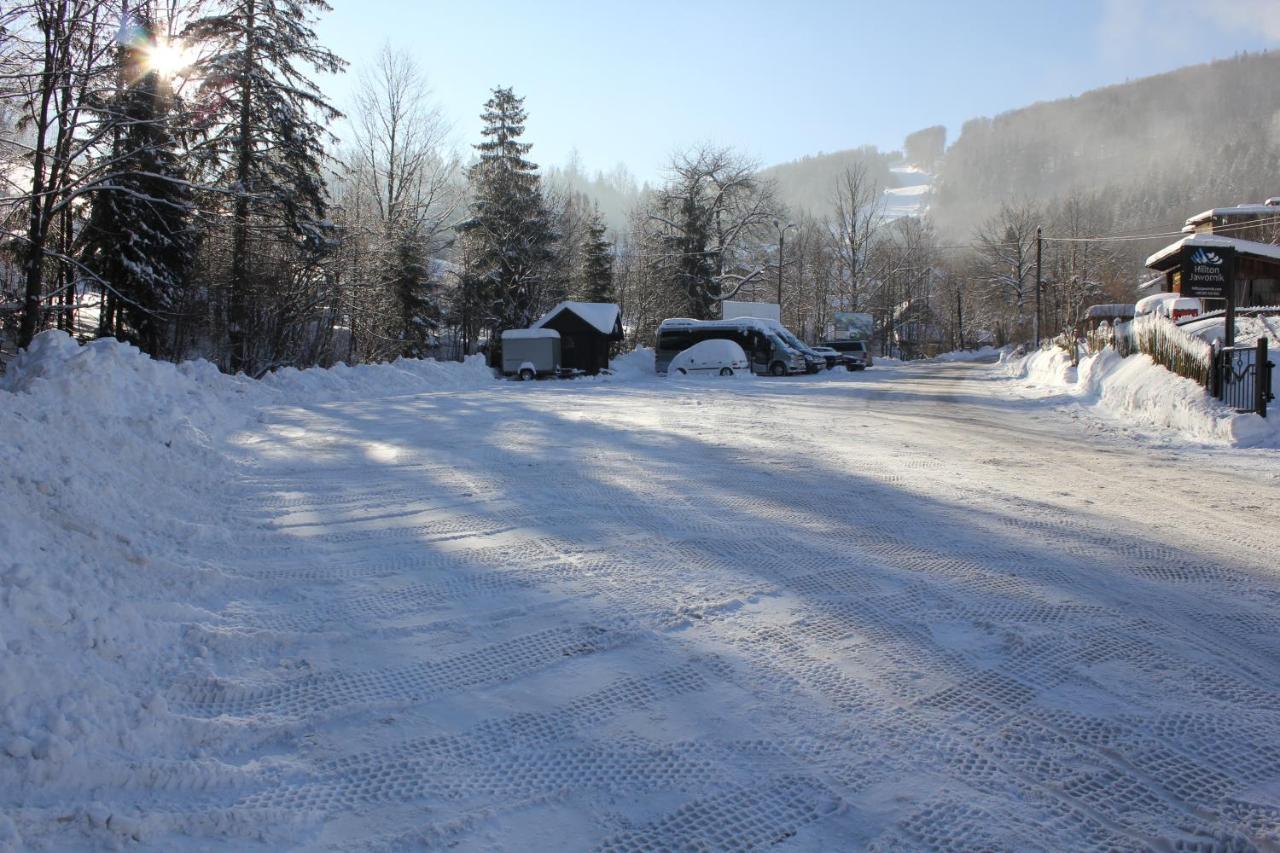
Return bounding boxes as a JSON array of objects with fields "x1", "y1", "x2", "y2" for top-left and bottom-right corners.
[{"x1": 145, "y1": 39, "x2": 191, "y2": 78}]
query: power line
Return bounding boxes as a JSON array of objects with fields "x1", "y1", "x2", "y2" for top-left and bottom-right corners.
[{"x1": 610, "y1": 215, "x2": 1280, "y2": 258}]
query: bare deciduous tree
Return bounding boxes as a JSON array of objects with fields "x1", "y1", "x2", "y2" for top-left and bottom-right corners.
[{"x1": 643, "y1": 145, "x2": 780, "y2": 319}]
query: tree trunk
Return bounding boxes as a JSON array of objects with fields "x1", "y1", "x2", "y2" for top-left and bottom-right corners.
[
  {"x1": 228, "y1": 0, "x2": 256, "y2": 373},
  {"x1": 18, "y1": 45, "x2": 55, "y2": 350}
]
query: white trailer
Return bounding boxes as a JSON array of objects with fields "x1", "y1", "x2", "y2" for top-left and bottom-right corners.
[{"x1": 501, "y1": 329, "x2": 561, "y2": 380}]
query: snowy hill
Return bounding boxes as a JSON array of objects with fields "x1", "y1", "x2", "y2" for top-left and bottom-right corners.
[{"x1": 880, "y1": 163, "x2": 933, "y2": 221}]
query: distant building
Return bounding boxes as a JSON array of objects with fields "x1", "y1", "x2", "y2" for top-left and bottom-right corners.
[{"x1": 1143, "y1": 199, "x2": 1280, "y2": 307}]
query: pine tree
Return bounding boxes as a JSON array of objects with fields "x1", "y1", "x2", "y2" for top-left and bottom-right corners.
[
  {"x1": 388, "y1": 228, "x2": 438, "y2": 358},
  {"x1": 459, "y1": 87, "x2": 555, "y2": 348},
  {"x1": 186, "y1": 0, "x2": 346, "y2": 373},
  {"x1": 577, "y1": 208, "x2": 614, "y2": 303},
  {"x1": 80, "y1": 11, "x2": 197, "y2": 358}
]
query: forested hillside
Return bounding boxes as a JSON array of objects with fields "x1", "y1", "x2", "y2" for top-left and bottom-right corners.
[
  {"x1": 933, "y1": 51, "x2": 1280, "y2": 237},
  {"x1": 760, "y1": 146, "x2": 897, "y2": 216}
]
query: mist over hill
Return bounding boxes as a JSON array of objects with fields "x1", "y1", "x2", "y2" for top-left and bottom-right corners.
[
  {"x1": 758, "y1": 146, "x2": 898, "y2": 218},
  {"x1": 932, "y1": 51, "x2": 1280, "y2": 238},
  {"x1": 497, "y1": 52, "x2": 1280, "y2": 258}
]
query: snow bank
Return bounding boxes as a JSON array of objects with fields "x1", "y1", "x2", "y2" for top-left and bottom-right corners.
[
  {"x1": 1005, "y1": 346, "x2": 1278, "y2": 447},
  {"x1": 0, "y1": 333, "x2": 258, "y2": 824},
  {"x1": 605, "y1": 346, "x2": 659, "y2": 382},
  {"x1": 261, "y1": 352, "x2": 495, "y2": 400},
  {"x1": 0, "y1": 332, "x2": 501, "y2": 844},
  {"x1": 927, "y1": 346, "x2": 1005, "y2": 363}
]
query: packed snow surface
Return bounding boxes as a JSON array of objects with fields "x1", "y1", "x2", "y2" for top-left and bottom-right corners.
[{"x1": 4, "y1": 333, "x2": 1280, "y2": 850}]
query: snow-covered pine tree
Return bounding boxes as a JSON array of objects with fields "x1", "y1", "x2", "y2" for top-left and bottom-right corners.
[
  {"x1": 185, "y1": 0, "x2": 345, "y2": 374},
  {"x1": 459, "y1": 87, "x2": 555, "y2": 353},
  {"x1": 389, "y1": 227, "x2": 438, "y2": 358},
  {"x1": 576, "y1": 206, "x2": 614, "y2": 303},
  {"x1": 80, "y1": 11, "x2": 197, "y2": 359}
]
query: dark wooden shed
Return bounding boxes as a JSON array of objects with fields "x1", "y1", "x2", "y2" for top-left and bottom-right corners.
[{"x1": 531, "y1": 302, "x2": 623, "y2": 374}]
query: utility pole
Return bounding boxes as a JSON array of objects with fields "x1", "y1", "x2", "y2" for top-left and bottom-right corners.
[
  {"x1": 1034, "y1": 225, "x2": 1043, "y2": 348},
  {"x1": 774, "y1": 220, "x2": 796, "y2": 315}
]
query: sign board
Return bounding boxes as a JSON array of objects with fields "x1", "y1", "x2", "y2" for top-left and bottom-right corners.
[
  {"x1": 1181, "y1": 246, "x2": 1235, "y2": 301},
  {"x1": 721, "y1": 300, "x2": 780, "y2": 322},
  {"x1": 832, "y1": 312, "x2": 874, "y2": 341}
]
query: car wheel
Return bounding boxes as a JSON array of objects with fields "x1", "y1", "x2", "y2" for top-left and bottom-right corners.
[
  {"x1": 855, "y1": 365, "x2": 866, "y2": 371},
  {"x1": 845, "y1": 363, "x2": 855, "y2": 371},
  {"x1": 519, "y1": 368, "x2": 535, "y2": 381},
  {"x1": 769, "y1": 361, "x2": 786, "y2": 377}
]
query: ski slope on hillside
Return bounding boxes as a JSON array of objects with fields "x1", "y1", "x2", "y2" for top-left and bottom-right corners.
[
  {"x1": 881, "y1": 164, "x2": 932, "y2": 220},
  {"x1": 4, "y1": 343, "x2": 1280, "y2": 850}
]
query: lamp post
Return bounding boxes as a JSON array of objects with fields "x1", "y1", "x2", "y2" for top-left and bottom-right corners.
[{"x1": 774, "y1": 220, "x2": 797, "y2": 314}]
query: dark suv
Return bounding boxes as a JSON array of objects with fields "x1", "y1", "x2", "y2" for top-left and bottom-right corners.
[{"x1": 821, "y1": 339, "x2": 872, "y2": 370}]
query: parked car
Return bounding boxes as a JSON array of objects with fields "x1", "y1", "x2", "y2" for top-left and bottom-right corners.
[
  {"x1": 821, "y1": 339, "x2": 872, "y2": 370},
  {"x1": 501, "y1": 329, "x2": 561, "y2": 380},
  {"x1": 1135, "y1": 292, "x2": 1203, "y2": 322},
  {"x1": 667, "y1": 338, "x2": 750, "y2": 376},
  {"x1": 808, "y1": 345, "x2": 842, "y2": 370}
]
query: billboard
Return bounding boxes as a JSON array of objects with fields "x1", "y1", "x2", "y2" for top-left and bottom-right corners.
[
  {"x1": 832, "y1": 312, "x2": 874, "y2": 341},
  {"x1": 721, "y1": 301, "x2": 780, "y2": 322}
]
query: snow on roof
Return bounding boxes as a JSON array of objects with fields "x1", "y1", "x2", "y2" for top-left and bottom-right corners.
[
  {"x1": 1137, "y1": 275, "x2": 1166, "y2": 291},
  {"x1": 532, "y1": 301, "x2": 620, "y2": 335},
  {"x1": 659, "y1": 316, "x2": 784, "y2": 334},
  {"x1": 502, "y1": 328, "x2": 560, "y2": 340},
  {"x1": 1145, "y1": 234, "x2": 1280, "y2": 269},
  {"x1": 1184, "y1": 203, "x2": 1280, "y2": 226}
]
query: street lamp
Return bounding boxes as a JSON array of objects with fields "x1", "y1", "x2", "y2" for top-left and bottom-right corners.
[{"x1": 774, "y1": 220, "x2": 797, "y2": 313}]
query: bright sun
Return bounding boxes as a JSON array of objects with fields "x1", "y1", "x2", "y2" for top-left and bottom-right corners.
[{"x1": 145, "y1": 39, "x2": 190, "y2": 77}]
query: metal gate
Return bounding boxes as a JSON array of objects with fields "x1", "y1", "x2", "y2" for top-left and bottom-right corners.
[{"x1": 1215, "y1": 339, "x2": 1274, "y2": 417}]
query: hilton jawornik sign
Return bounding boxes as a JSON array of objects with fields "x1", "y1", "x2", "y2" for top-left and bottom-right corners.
[{"x1": 1181, "y1": 245, "x2": 1235, "y2": 300}]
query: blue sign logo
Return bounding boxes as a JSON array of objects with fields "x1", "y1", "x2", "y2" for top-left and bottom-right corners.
[{"x1": 1190, "y1": 248, "x2": 1224, "y2": 266}]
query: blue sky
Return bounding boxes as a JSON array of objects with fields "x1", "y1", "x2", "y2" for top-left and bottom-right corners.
[{"x1": 314, "y1": 0, "x2": 1280, "y2": 182}]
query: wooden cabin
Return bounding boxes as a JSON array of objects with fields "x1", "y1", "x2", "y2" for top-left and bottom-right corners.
[
  {"x1": 1145, "y1": 235, "x2": 1280, "y2": 308},
  {"x1": 531, "y1": 302, "x2": 624, "y2": 374}
]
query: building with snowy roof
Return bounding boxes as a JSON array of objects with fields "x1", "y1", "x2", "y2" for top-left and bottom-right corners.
[
  {"x1": 1143, "y1": 198, "x2": 1280, "y2": 309},
  {"x1": 531, "y1": 301, "x2": 624, "y2": 374}
]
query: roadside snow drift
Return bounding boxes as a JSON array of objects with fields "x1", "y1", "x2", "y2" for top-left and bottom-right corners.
[
  {"x1": 1004, "y1": 346, "x2": 1278, "y2": 447},
  {"x1": 0, "y1": 333, "x2": 495, "y2": 847}
]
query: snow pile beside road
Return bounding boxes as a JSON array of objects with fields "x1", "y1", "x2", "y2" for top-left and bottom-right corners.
[
  {"x1": 0, "y1": 333, "x2": 255, "y2": 821},
  {"x1": 262, "y1": 352, "x2": 495, "y2": 400},
  {"x1": 607, "y1": 346, "x2": 658, "y2": 381},
  {"x1": 1005, "y1": 346, "x2": 1277, "y2": 447},
  {"x1": 928, "y1": 346, "x2": 1004, "y2": 363},
  {"x1": 0, "y1": 332, "x2": 502, "y2": 842}
]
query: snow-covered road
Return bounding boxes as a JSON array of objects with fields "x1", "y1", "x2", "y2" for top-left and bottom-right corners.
[{"x1": 50, "y1": 362, "x2": 1280, "y2": 849}]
